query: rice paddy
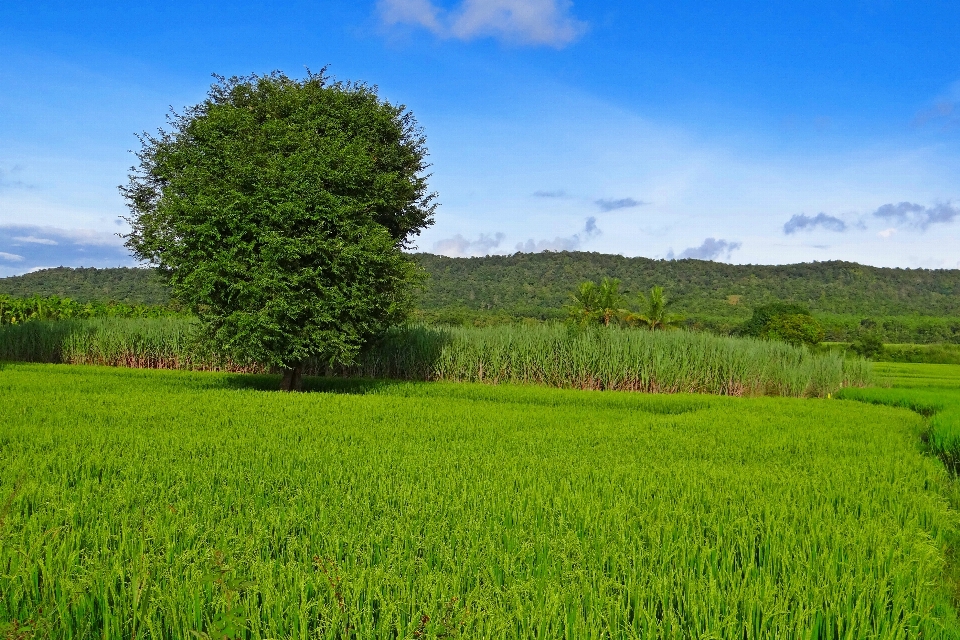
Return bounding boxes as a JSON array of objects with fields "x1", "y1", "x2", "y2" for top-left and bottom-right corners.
[{"x1": 1, "y1": 362, "x2": 959, "y2": 638}]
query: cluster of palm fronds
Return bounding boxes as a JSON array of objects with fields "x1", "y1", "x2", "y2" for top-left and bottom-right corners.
[{"x1": 567, "y1": 278, "x2": 682, "y2": 330}]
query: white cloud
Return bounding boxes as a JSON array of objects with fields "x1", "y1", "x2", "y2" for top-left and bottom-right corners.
[
  {"x1": 783, "y1": 212, "x2": 847, "y2": 234},
  {"x1": 595, "y1": 197, "x2": 646, "y2": 212},
  {"x1": 12, "y1": 235, "x2": 58, "y2": 245},
  {"x1": 515, "y1": 236, "x2": 578, "y2": 252},
  {"x1": 3, "y1": 225, "x2": 124, "y2": 247},
  {"x1": 0, "y1": 224, "x2": 134, "y2": 276},
  {"x1": 877, "y1": 228, "x2": 896, "y2": 238},
  {"x1": 873, "y1": 201, "x2": 959, "y2": 230},
  {"x1": 378, "y1": 0, "x2": 586, "y2": 47},
  {"x1": 515, "y1": 215, "x2": 599, "y2": 253},
  {"x1": 434, "y1": 232, "x2": 506, "y2": 257},
  {"x1": 669, "y1": 238, "x2": 742, "y2": 261},
  {"x1": 379, "y1": 0, "x2": 443, "y2": 32}
]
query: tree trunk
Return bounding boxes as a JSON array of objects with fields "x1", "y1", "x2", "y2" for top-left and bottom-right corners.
[{"x1": 280, "y1": 361, "x2": 304, "y2": 392}]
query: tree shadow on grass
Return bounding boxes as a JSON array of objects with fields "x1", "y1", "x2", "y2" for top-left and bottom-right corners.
[{"x1": 216, "y1": 373, "x2": 412, "y2": 395}]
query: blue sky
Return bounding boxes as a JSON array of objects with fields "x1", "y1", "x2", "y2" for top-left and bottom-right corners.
[{"x1": 1, "y1": 0, "x2": 959, "y2": 276}]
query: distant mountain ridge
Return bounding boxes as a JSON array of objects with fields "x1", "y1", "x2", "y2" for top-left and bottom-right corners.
[{"x1": 2, "y1": 254, "x2": 959, "y2": 323}]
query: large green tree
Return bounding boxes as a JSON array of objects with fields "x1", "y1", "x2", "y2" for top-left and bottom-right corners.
[{"x1": 121, "y1": 71, "x2": 436, "y2": 390}]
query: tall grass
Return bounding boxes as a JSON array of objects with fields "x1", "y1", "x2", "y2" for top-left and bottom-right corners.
[
  {"x1": 0, "y1": 318, "x2": 871, "y2": 396},
  {"x1": 0, "y1": 318, "x2": 264, "y2": 372},
  {"x1": 344, "y1": 324, "x2": 871, "y2": 396}
]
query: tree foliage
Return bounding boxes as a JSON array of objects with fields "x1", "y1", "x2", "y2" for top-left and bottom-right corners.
[
  {"x1": 740, "y1": 303, "x2": 824, "y2": 346},
  {"x1": 0, "y1": 294, "x2": 172, "y2": 325},
  {"x1": 121, "y1": 71, "x2": 435, "y2": 389},
  {"x1": 628, "y1": 286, "x2": 683, "y2": 330},
  {"x1": 738, "y1": 303, "x2": 812, "y2": 338},
  {"x1": 7, "y1": 251, "x2": 960, "y2": 343},
  {"x1": 411, "y1": 252, "x2": 960, "y2": 321},
  {"x1": 0, "y1": 267, "x2": 170, "y2": 305},
  {"x1": 567, "y1": 278, "x2": 626, "y2": 326},
  {"x1": 760, "y1": 314, "x2": 825, "y2": 347},
  {"x1": 848, "y1": 330, "x2": 885, "y2": 359}
]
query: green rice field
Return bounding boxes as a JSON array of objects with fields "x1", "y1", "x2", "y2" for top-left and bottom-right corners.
[{"x1": 2, "y1": 362, "x2": 960, "y2": 638}]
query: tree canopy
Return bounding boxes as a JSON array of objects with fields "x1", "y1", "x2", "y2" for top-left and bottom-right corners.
[
  {"x1": 567, "y1": 278, "x2": 626, "y2": 326},
  {"x1": 627, "y1": 286, "x2": 683, "y2": 330},
  {"x1": 121, "y1": 71, "x2": 436, "y2": 389},
  {"x1": 739, "y1": 303, "x2": 824, "y2": 346}
]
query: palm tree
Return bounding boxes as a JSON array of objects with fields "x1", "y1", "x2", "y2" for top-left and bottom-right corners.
[
  {"x1": 567, "y1": 277, "x2": 627, "y2": 326},
  {"x1": 595, "y1": 277, "x2": 626, "y2": 326},
  {"x1": 567, "y1": 281, "x2": 599, "y2": 326},
  {"x1": 628, "y1": 285, "x2": 683, "y2": 330}
]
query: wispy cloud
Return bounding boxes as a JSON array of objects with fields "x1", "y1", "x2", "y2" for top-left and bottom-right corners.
[
  {"x1": 2, "y1": 225, "x2": 124, "y2": 247},
  {"x1": 533, "y1": 189, "x2": 568, "y2": 198},
  {"x1": 873, "y1": 201, "x2": 959, "y2": 230},
  {"x1": 515, "y1": 216, "x2": 600, "y2": 253},
  {"x1": 12, "y1": 235, "x2": 58, "y2": 245},
  {"x1": 668, "y1": 238, "x2": 742, "y2": 261},
  {"x1": 783, "y1": 212, "x2": 847, "y2": 234},
  {"x1": 0, "y1": 224, "x2": 134, "y2": 277},
  {"x1": 378, "y1": 0, "x2": 587, "y2": 47},
  {"x1": 0, "y1": 165, "x2": 32, "y2": 191},
  {"x1": 433, "y1": 232, "x2": 506, "y2": 257},
  {"x1": 595, "y1": 197, "x2": 646, "y2": 212},
  {"x1": 913, "y1": 81, "x2": 960, "y2": 130}
]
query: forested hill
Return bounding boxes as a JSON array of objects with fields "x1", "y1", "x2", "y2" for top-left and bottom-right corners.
[
  {"x1": 2, "y1": 254, "x2": 960, "y2": 322},
  {"x1": 0, "y1": 267, "x2": 170, "y2": 305},
  {"x1": 411, "y1": 252, "x2": 960, "y2": 323}
]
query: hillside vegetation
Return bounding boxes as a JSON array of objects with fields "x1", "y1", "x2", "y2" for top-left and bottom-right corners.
[
  {"x1": 0, "y1": 267, "x2": 170, "y2": 305},
  {"x1": 2, "y1": 254, "x2": 959, "y2": 340},
  {"x1": 413, "y1": 252, "x2": 960, "y2": 322}
]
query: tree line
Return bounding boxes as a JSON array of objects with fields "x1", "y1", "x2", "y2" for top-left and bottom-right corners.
[
  {"x1": 567, "y1": 278, "x2": 830, "y2": 348},
  {"x1": 7, "y1": 253, "x2": 960, "y2": 321},
  {"x1": 412, "y1": 251, "x2": 960, "y2": 320}
]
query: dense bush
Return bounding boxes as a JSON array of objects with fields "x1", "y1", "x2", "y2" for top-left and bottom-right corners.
[
  {"x1": 760, "y1": 313, "x2": 825, "y2": 346},
  {"x1": 879, "y1": 344, "x2": 960, "y2": 365},
  {"x1": 0, "y1": 294, "x2": 176, "y2": 326},
  {"x1": 848, "y1": 330, "x2": 885, "y2": 359},
  {"x1": 738, "y1": 303, "x2": 825, "y2": 346}
]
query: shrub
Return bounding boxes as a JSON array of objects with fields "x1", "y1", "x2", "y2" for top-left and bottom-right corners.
[
  {"x1": 740, "y1": 303, "x2": 824, "y2": 346},
  {"x1": 761, "y1": 313, "x2": 825, "y2": 347},
  {"x1": 848, "y1": 331, "x2": 885, "y2": 359}
]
